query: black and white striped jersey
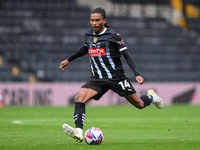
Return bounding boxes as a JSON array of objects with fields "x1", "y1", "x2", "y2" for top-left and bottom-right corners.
[{"x1": 84, "y1": 28, "x2": 128, "y2": 79}]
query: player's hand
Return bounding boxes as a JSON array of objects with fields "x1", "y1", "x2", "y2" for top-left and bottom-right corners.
[
  {"x1": 136, "y1": 76, "x2": 144, "y2": 85},
  {"x1": 60, "y1": 59, "x2": 69, "y2": 70}
]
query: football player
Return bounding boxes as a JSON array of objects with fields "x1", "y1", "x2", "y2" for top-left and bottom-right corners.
[{"x1": 60, "y1": 7, "x2": 163, "y2": 143}]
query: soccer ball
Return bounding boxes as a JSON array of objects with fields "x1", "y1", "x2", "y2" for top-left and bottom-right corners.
[{"x1": 84, "y1": 127, "x2": 104, "y2": 145}]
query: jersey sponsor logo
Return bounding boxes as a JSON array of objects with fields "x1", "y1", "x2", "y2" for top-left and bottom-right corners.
[{"x1": 89, "y1": 48, "x2": 106, "y2": 57}]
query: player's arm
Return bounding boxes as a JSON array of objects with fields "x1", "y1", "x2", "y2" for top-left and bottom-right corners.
[
  {"x1": 121, "y1": 50, "x2": 144, "y2": 85},
  {"x1": 60, "y1": 46, "x2": 88, "y2": 70},
  {"x1": 112, "y1": 32, "x2": 144, "y2": 85}
]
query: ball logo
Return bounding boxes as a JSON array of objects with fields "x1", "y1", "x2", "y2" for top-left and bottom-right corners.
[{"x1": 89, "y1": 48, "x2": 106, "y2": 57}]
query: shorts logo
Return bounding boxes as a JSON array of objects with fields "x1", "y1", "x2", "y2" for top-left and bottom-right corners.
[{"x1": 89, "y1": 48, "x2": 106, "y2": 57}]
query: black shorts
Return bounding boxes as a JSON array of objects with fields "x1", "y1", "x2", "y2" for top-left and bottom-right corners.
[{"x1": 81, "y1": 78, "x2": 136, "y2": 100}]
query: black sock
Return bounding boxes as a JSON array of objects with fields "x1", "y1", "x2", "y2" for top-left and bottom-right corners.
[
  {"x1": 140, "y1": 95, "x2": 153, "y2": 107},
  {"x1": 74, "y1": 102, "x2": 85, "y2": 129}
]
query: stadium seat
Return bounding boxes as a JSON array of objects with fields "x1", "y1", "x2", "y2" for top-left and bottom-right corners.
[{"x1": 0, "y1": 0, "x2": 200, "y2": 82}]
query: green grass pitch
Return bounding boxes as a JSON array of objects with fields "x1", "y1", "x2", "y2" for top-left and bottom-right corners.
[{"x1": 0, "y1": 105, "x2": 200, "y2": 150}]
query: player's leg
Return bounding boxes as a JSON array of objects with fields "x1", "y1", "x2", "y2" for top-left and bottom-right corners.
[
  {"x1": 74, "y1": 88, "x2": 98, "y2": 130},
  {"x1": 124, "y1": 93, "x2": 152, "y2": 109},
  {"x1": 108, "y1": 78, "x2": 163, "y2": 109},
  {"x1": 63, "y1": 88, "x2": 98, "y2": 143},
  {"x1": 75, "y1": 88, "x2": 98, "y2": 103},
  {"x1": 125, "y1": 90, "x2": 164, "y2": 109}
]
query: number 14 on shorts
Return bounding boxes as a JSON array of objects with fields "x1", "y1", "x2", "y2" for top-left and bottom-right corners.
[{"x1": 118, "y1": 79, "x2": 133, "y2": 91}]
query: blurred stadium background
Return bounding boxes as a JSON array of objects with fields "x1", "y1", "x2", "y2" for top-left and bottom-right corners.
[{"x1": 0, "y1": 0, "x2": 200, "y2": 106}]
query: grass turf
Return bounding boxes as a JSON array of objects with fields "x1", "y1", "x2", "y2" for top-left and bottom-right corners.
[{"x1": 0, "y1": 105, "x2": 200, "y2": 150}]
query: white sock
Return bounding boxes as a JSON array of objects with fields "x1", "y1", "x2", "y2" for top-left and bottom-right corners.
[{"x1": 149, "y1": 94, "x2": 157, "y2": 102}]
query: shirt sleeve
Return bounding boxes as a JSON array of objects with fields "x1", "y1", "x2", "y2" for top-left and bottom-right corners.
[
  {"x1": 121, "y1": 50, "x2": 141, "y2": 77},
  {"x1": 111, "y1": 32, "x2": 127, "y2": 52},
  {"x1": 84, "y1": 32, "x2": 88, "y2": 47},
  {"x1": 68, "y1": 45, "x2": 88, "y2": 62}
]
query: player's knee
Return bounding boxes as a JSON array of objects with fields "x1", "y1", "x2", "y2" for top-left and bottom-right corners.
[
  {"x1": 137, "y1": 105, "x2": 144, "y2": 109},
  {"x1": 75, "y1": 91, "x2": 87, "y2": 103},
  {"x1": 75, "y1": 94, "x2": 84, "y2": 103},
  {"x1": 135, "y1": 102, "x2": 145, "y2": 109}
]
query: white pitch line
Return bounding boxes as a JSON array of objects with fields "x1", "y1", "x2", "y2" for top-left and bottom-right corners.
[
  {"x1": 12, "y1": 120, "x2": 23, "y2": 124},
  {"x1": 12, "y1": 118, "x2": 72, "y2": 125}
]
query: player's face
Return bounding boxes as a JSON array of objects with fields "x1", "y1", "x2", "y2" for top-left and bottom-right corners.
[{"x1": 90, "y1": 13, "x2": 106, "y2": 35}]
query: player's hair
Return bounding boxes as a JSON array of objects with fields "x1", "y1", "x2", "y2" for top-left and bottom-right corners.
[{"x1": 91, "y1": 7, "x2": 110, "y2": 28}]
